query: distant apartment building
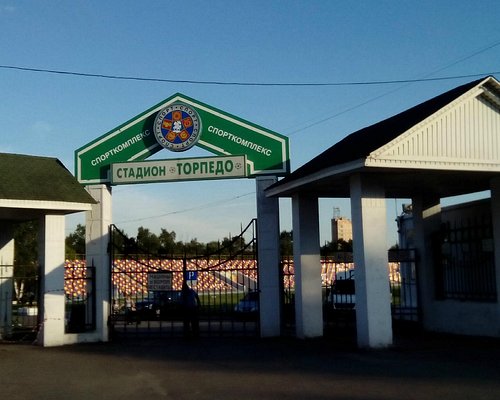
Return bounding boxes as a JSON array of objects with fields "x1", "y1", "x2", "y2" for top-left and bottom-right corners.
[{"x1": 331, "y1": 217, "x2": 352, "y2": 242}]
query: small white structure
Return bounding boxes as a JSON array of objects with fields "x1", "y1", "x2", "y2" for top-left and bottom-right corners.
[
  {"x1": 267, "y1": 76, "x2": 500, "y2": 347},
  {"x1": 0, "y1": 154, "x2": 95, "y2": 346}
]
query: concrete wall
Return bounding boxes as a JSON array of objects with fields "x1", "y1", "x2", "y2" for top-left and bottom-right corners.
[{"x1": 408, "y1": 196, "x2": 500, "y2": 337}]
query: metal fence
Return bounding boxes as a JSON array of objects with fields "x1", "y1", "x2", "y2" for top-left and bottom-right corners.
[
  {"x1": 436, "y1": 216, "x2": 497, "y2": 302},
  {"x1": 64, "y1": 263, "x2": 96, "y2": 333},
  {"x1": 0, "y1": 264, "x2": 39, "y2": 341},
  {"x1": 283, "y1": 250, "x2": 420, "y2": 336},
  {"x1": 109, "y1": 220, "x2": 259, "y2": 338},
  {"x1": 389, "y1": 249, "x2": 419, "y2": 323}
]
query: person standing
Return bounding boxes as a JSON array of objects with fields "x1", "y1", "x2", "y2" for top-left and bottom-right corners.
[{"x1": 181, "y1": 282, "x2": 201, "y2": 338}]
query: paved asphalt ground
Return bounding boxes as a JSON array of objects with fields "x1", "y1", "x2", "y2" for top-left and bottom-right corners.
[{"x1": 1, "y1": 333, "x2": 500, "y2": 400}]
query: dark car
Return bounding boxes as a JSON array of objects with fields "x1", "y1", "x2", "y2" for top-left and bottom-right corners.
[
  {"x1": 234, "y1": 291, "x2": 259, "y2": 313},
  {"x1": 135, "y1": 290, "x2": 183, "y2": 320},
  {"x1": 134, "y1": 297, "x2": 158, "y2": 319},
  {"x1": 328, "y1": 270, "x2": 356, "y2": 309}
]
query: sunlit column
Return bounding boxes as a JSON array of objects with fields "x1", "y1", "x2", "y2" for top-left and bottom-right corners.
[
  {"x1": 350, "y1": 174, "x2": 392, "y2": 348},
  {"x1": 38, "y1": 214, "x2": 66, "y2": 346},
  {"x1": 86, "y1": 184, "x2": 112, "y2": 342}
]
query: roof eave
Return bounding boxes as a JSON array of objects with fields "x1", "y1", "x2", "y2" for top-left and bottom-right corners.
[
  {"x1": 0, "y1": 199, "x2": 93, "y2": 213},
  {"x1": 265, "y1": 159, "x2": 366, "y2": 197}
]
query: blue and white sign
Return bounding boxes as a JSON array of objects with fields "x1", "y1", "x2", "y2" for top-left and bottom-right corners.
[{"x1": 184, "y1": 271, "x2": 198, "y2": 281}]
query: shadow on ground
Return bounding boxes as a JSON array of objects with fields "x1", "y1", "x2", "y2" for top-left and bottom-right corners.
[{"x1": 1, "y1": 333, "x2": 500, "y2": 400}]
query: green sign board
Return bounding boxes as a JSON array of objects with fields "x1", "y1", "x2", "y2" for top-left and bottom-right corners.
[{"x1": 75, "y1": 93, "x2": 290, "y2": 184}]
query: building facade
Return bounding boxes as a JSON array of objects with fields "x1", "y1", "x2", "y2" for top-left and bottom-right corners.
[{"x1": 331, "y1": 217, "x2": 353, "y2": 242}]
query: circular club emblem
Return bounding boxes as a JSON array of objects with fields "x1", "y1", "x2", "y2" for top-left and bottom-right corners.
[{"x1": 153, "y1": 103, "x2": 201, "y2": 152}]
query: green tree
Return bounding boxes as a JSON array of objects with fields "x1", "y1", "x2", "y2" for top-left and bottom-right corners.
[
  {"x1": 13, "y1": 220, "x2": 39, "y2": 303},
  {"x1": 220, "y1": 236, "x2": 236, "y2": 255},
  {"x1": 159, "y1": 228, "x2": 176, "y2": 255},
  {"x1": 136, "y1": 226, "x2": 160, "y2": 255},
  {"x1": 65, "y1": 223, "x2": 86, "y2": 259},
  {"x1": 279, "y1": 230, "x2": 293, "y2": 257},
  {"x1": 337, "y1": 239, "x2": 353, "y2": 252},
  {"x1": 175, "y1": 238, "x2": 205, "y2": 257},
  {"x1": 205, "y1": 240, "x2": 220, "y2": 256},
  {"x1": 321, "y1": 239, "x2": 353, "y2": 256}
]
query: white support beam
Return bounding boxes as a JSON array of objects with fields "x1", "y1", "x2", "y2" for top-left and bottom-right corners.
[
  {"x1": 38, "y1": 214, "x2": 66, "y2": 347},
  {"x1": 85, "y1": 184, "x2": 112, "y2": 343},
  {"x1": 292, "y1": 194, "x2": 323, "y2": 338},
  {"x1": 490, "y1": 177, "x2": 500, "y2": 330},
  {"x1": 350, "y1": 174, "x2": 392, "y2": 348},
  {"x1": 411, "y1": 194, "x2": 441, "y2": 331},
  {"x1": 256, "y1": 176, "x2": 281, "y2": 337}
]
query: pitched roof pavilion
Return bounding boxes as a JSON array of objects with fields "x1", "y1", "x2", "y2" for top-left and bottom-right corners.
[
  {"x1": 0, "y1": 153, "x2": 95, "y2": 221},
  {"x1": 266, "y1": 76, "x2": 500, "y2": 199}
]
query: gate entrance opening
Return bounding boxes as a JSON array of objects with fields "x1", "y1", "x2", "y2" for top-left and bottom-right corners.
[
  {"x1": 77, "y1": 93, "x2": 290, "y2": 342},
  {"x1": 108, "y1": 220, "x2": 259, "y2": 338}
]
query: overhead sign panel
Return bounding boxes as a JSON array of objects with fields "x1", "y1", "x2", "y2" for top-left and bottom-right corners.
[
  {"x1": 75, "y1": 93, "x2": 290, "y2": 185},
  {"x1": 110, "y1": 155, "x2": 247, "y2": 185},
  {"x1": 186, "y1": 97, "x2": 289, "y2": 176}
]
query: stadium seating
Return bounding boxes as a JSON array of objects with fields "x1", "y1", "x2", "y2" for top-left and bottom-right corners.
[{"x1": 64, "y1": 258, "x2": 401, "y2": 297}]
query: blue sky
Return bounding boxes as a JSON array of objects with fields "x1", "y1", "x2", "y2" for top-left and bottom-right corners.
[{"x1": 1, "y1": 1, "x2": 499, "y2": 246}]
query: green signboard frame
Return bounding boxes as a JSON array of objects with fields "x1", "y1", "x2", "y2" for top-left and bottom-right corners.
[{"x1": 75, "y1": 93, "x2": 290, "y2": 185}]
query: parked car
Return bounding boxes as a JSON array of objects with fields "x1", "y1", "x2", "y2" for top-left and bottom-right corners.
[
  {"x1": 134, "y1": 297, "x2": 158, "y2": 320},
  {"x1": 234, "y1": 291, "x2": 259, "y2": 313},
  {"x1": 328, "y1": 270, "x2": 356, "y2": 309},
  {"x1": 135, "y1": 290, "x2": 183, "y2": 320}
]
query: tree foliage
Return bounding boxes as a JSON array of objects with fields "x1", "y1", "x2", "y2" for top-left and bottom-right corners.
[
  {"x1": 94, "y1": 226, "x2": 253, "y2": 258},
  {"x1": 65, "y1": 223, "x2": 86, "y2": 258},
  {"x1": 320, "y1": 239, "x2": 353, "y2": 256},
  {"x1": 279, "y1": 230, "x2": 293, "y2": 257},
  {"x1": 136, "y1": 227, "x2": 161, "y2": 254},
  {"x1": 65, "y1": 225, "x2": 359, "y2": 259},
  {"x1": 13, "y1": 220, "x2": 39, "y2": 303},
  {"x1": 14, "y1": 220, "x2": 38, "y2": 269},
  {"x1": 159, "y1": 228, "x2": 176, "y2": 255}
]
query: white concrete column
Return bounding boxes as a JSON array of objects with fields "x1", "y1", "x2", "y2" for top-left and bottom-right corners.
[
  {"x1": 38, "y1": 214, "x2": 66, "y2": 347},
  {"x1": 350, "y1": 174, "x2": 392, "y2": 348},
  {"x1": 256, "y1": 176, "x2": 281, "y2": 337},
  {"x1": 489, "y1": 177, "x2": 500, "y2": 330},
  {"x1": 411, "y1": 194, "x2": 441, "y2": 330},
  {"x1": 86, "y1": 184, "x2": 112, "y2": 342},
  {"x1": 292, "y1": 193, "x2": 323, "y2": 338},
  {"x1": 0, "y1": 222, "x2": 15, "y2": 339}
]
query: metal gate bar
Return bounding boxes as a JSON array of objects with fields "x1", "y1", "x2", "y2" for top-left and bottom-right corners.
[{"x1": 109, "y1": 220, "x2": 259, "y2": 339}]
